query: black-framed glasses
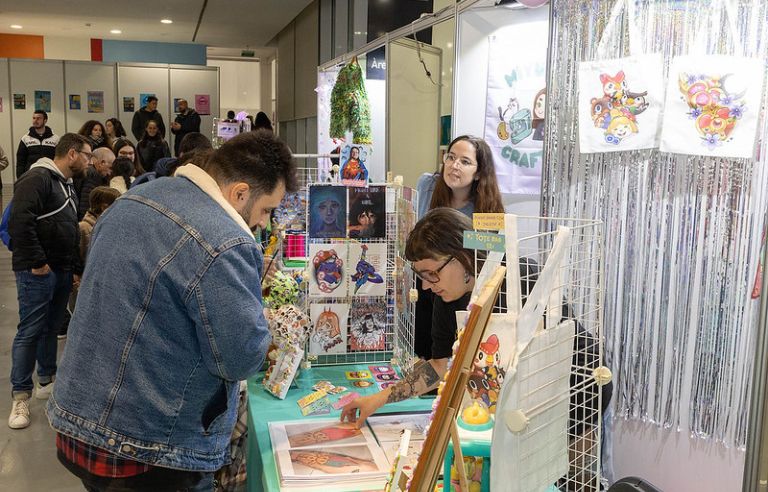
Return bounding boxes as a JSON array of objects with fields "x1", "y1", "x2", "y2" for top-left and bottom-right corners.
[
  {"x1": 415, "y1": 256, "x2": 454, "y2": 283},
  {"x1": 78, "y1": 150, "x2": 94, "y2": 160}
]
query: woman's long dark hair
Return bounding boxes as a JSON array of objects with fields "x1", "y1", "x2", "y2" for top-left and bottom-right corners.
[
  {"x1": 140, "y1": 120, "x2": 163, "y2": 142},
  {"x1": 112, "y1": 157, "x2": 135, "y2": 191},
  {"x1": 405, "y1": 207, "x2": 476, "y2": 274},
  {"x1": 105, "y1": 118, "x2": 127, "y2": 138},
  {"x1": 113, "y1": 139, "x2": 145, "y2": 176},
  {"x1": 429, "y1": 135, "x2": 504, "y2": 214}
]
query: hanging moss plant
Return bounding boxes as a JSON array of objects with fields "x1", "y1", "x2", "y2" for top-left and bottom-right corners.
[{"x1": 329, "y1": 58, "x2": 373, "y2": 144}]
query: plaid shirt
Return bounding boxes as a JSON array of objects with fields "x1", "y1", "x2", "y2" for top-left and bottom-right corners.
[{"x1": 56, "y1": 433, "x2": 152, "y2": 478}]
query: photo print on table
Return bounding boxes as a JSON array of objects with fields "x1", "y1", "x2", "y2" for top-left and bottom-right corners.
[
  {"x1": 309, "y1": 303, "x2": 349, "y2": 355},
  {"x1": 347, "y1": 185, "x2": 386, "y2": 239},
  {"x1": 349, "y1": 302, "x2": 387, "y2": 351},
  {"x1": 348, "y1": 242, "x2": 387, "y2": 297},
  {"x1": 309, "y1": 185, "x2": 347, "y2": 238},
  {"x1": 308, "y1": 243, "x2": 347, "y2": 297},
  {"x1": 288, "y1": 446, "x2": 382, "y2": 476}
]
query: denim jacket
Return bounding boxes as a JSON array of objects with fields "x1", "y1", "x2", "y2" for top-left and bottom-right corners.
[{"x1": 47, "y1": 164, "x2": 270, "y2": 472}]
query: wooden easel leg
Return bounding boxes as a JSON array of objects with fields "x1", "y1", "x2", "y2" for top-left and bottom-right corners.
[{"x1": 450, "y1": 420, "x2": 469, "y2": 492}]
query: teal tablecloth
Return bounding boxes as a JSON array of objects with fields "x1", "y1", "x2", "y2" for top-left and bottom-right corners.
[{"x1": 246, "y1": 363, "x2": 434, "y2": 492}]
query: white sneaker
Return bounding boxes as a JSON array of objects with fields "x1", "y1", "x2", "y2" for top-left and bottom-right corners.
[
  {"x1": 8, "y1": 398, "x2": 30, "y2": 429},
  {"x1": 35, "y1": 382, "x2": 54, "y2": 400}
]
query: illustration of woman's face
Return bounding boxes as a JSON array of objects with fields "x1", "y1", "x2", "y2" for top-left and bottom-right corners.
[
  {"x1": 350, "y1": 147, "x2": 360, "y2": 159},
  {"x1": 357, "y1": 210, "x2": 376, "y2": 226},
  {"x1": 534, "y1": 93, "x2": 546, "y2": 119},
  {"x1": 318, "y1": 199, "x2": 340, "y2": 225}
]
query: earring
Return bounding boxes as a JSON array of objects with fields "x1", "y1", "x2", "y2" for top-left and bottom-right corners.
[{"x1": 464, "y1": 271, "x2": 471, "y2": 284}]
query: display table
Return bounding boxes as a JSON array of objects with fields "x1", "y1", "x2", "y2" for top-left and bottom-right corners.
[{"x1": 246, "y1": 363, "x2": 435, "y2": 492}]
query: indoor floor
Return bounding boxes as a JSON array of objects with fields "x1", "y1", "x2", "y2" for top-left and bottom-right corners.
[{"x1": 0, "y1": 187, "x2": 82, "y2": 491}]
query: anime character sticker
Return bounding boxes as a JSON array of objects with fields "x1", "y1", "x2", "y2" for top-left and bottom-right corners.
[
  {"x1": 589, "y1": 70, "x2": 648, "y2": 145},
  {"x1": 677, "y1": 72, "x2": 746, "y2": 150},
  {"x1": 309, "y1": 244, "x2": 346, "y2": 296},
  {"x1": 467, "y1": 334, "x2": 506, "y2": 414},
  {"x1": 340, "y1": 145, "x2": 370, "y2": 186},
  {"x1": 531, "y1": 88, "x2": 546, "y2": 141},
  {"x1": 309, "y1": 185, "x2": 347, "y2": 238},
  {"x1": 309, "y1": 304, "x2": 349, "y2": 354},
  {"x1": 348, "y1": 243, "x2": 386, "y2": 297},
  {"x1": 347, "y1": 186, "x2": 386, "y2": 238},
  {"x1": 495, "y1": 88, "x2": 546, "y2": 145},
  {"x1": 349, "y1": 302, "x2": 387, "y2": 351}
]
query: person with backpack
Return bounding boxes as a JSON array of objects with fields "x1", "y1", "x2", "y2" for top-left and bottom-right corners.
[{"x1": 6, "y1": 133, "x2": 90, "y2": 430}]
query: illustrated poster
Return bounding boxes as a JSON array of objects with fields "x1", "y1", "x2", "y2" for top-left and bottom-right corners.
[
  {"x1": 139, "y1": 93, "x2": 155, "y2": 108},
  {"x1": 123, "y1": 96, "x2": 135, "y2": 113},
  {"x1": 347, "y1": 242, "x2": 386, "y2": 297},
  {"x1": 274, "y1": 190, "x2": 307, "y2": 232},
  {"x1": 340, "y1": 144, "x2": 371, "y2": 186},
  {"x1": 309, "y1": 185, "x2": 347, "y2": 239},
  {"x1": 349, "y1": 301, "x2": 387, "y2": 351},
  {"x1": 34, "y1": 90, "x2": 51, "y2": 112},
  {"x1": 87, "y1": 91, "x2": 104, "y2": 113},
  {"x1": 483, "y1": 7, "x2": 549, "y2": 194},
  {"x1": 309, "y1": 303, "x2": 349, "y2": 355},
  {"x1": 308, "y1": 243, "x2": 347, "y2": 297},
  {"x1": 13, "y1": 94, "x2": 25, "y2": 110},
  {"x1": 195, "y1": 94, "x2": 210, "y2": 115},
  {"x1": 348, "y1": 185, "x2": 386, "y2": 239},
  {"x1": 69, "y1": 94, "x2": 81, "y2": 111}
]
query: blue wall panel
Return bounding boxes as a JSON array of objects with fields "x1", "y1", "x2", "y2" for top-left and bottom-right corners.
[{"x1": 102, "y1": 40, "x2": 206, "y2": 65}]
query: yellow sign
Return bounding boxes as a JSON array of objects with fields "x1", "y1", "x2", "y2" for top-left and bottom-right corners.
[{"x1": 472, "y1": 213, "x2": 505, "y2": 230}]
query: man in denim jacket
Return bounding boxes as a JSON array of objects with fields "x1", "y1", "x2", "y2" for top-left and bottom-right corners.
[{"x1": 47, "y1": 130, "x2": 297, "y2": 491}]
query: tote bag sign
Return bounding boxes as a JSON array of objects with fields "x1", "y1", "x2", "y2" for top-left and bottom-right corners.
[
  {"x1": 660, "y1": 55, "x2": 764, "y2": 158},
  {"x1": 577, "y1": 0, "x2": 664, "y2": 153}
]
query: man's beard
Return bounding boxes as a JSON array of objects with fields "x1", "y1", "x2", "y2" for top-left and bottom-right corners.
[
  {"x1": 71, "y1": 166, "x2": 86, "y2": 179},
  {"x1": 237, "y1": 193, "x2": 259, "y2": 233}
]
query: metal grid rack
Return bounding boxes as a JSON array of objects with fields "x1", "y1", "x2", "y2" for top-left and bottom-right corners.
[
  {"x1": 469, "y1": 215, "x2": 604, "y2": 492},
  {"x1": 294, "y1": 180, "x2": 417, "y2": 371}
]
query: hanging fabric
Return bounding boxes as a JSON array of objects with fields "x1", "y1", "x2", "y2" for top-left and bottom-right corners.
[
  {"x1": 659, "y1": 0, "x2": 765, "y2": 158},
  {"x1": 577, "y1": 0, "x2": 664, "y2": 153},
  {"x1": 329, "y1": 57, "x2": 373, "y2": 144}
]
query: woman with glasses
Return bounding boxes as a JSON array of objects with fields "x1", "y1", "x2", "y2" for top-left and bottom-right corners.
[
  {"x1": 112, "y1": 139, "x2": 145, "y2": 177},
  {"x1": 414, "y1": 135, "x2": 505, "y2": 358}
]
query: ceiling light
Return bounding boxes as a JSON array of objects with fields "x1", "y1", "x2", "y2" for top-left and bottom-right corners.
[
  {"x1": 160, "y1": 19, "x2": 173, "y2": 24},
  {"x1": 10, "y1": 24, "x2": 22, "y2": 29},
  {"x1": 110, "y1": 29, "x2": 122, "y2": 34}
]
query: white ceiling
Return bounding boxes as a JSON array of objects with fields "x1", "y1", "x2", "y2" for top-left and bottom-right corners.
[{"x1": 0, "y1": 0, "x2": 313, "y2": 52}]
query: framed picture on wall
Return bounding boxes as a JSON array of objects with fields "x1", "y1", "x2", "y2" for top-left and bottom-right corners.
[
  {"x1": 13, "y1": 94, "x2": 25, "y2": 110},
  {"x1": 69, "y1": 94, "x2": 81, "y2": 111},
  {"x1": 87, "y1": 91, "x2": 104, "y2": 113},
  {"x1": 34, "y1": 90, "x2": 51, "y2": 112},
  {"x1": 123, "y1": 97, "x2": 135, "y2": 113}
]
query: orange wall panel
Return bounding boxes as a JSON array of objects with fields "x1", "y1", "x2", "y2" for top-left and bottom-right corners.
[{"x1": 0, "y1": 33, "x2": 44, "y2": 59}]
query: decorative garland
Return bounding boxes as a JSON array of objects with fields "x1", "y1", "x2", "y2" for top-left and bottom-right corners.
[{"x1": 329, "y1": 58, "x2": 373, "y2": 144}]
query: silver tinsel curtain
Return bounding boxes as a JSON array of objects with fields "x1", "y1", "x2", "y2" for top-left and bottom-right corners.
[{"x1": 542, "y1": 0, "x2": 768, "y2": 447}]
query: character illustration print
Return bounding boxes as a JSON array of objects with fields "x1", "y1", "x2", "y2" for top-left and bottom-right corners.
[
  {"x1": 678, "y1": 72, "x2": 747, "y2": 150},
  {"x1": 312, "y1": 308, "x2": 343, "y2": 352},
  {"x1": 351, "y1": 245, "x2": 383, "y2": 294},
  {"x1": 467, "y1": 334, "x2": 506, "y2": 414},
  {"x1": 590, "y1": 70, "x2": 648, "y2": 145},
  {"x1": 313, "y1": 249, "x2": 344, "y2": 293}
]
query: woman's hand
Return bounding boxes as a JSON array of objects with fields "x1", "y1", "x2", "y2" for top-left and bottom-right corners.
[{"x1": 339, "y1": 390, "x2": 389, "y2": 429}]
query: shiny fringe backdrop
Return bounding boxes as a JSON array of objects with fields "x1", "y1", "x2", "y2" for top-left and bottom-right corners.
[{"x1": 542, "y1": 0, "x2": 768, "y2": 448}]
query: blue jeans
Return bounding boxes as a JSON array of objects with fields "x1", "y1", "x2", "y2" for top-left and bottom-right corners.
[{"x1": 11, "y1": 269, "x2": 73, "y2": 397}]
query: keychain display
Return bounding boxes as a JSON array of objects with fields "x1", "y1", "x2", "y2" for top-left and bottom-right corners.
[{"x1": 263, "y1": 305, "x2": 312, "y2": 400}]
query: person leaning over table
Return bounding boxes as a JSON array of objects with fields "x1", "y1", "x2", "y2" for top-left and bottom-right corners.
[{"x1": 341, "y1": 207, "x2": 613, "y2": 438}]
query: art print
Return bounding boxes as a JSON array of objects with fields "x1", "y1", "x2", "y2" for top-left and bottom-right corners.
[
  {"x1": 69, "y1": 94, "x2": 81, "y2": 111},
  {"x1": 285, "y1": 421, "x2": 366, "y2": 448},
  {"x1": 349, "y1": 301, "x2": 387, "y2": 351},
  {"x1": 140, "y1": 93, "x2": 155, "y2": 108},
  {"x1": 660, "y1": 54, "x2": 764, "y2": 158},
  {"x1": 339, "y1": 144, "x2": 370, "y2": 186},
  {"x1": 309, "y1": 185, "x2": 347, "y2": 238},
  {"x1": 34, "y1": 90, "x2": 51, "y2": 112},
  {"x1": 87, "y1": 91, "x2": 104, "y2": 113},
  {"x1": 347, "y1": 185, "x2": 386, "y2": 238},
  {"x1": 195, "y1": 94, "x2": 210, "y2": 115},
  {"x1": 123, "y1": 96, "x2": 135, "y2": 113},
  {"x1": 288, "y1": 446, "x2": 380, "y2": 476},
  {"x1": 586, "y1": 70, "x2": 648, "y2": 145},
  {"x1": 13, "y1": 93, "x2": 25, "y2": 110},
  {"x1": 367, "y1": 412, "x2": 430, "y2": 442},
  {"x1": 309, "y1": 303, "x2": 349, "y2": 355},
  {"x1": 308, "y1": 243, "x2": 347, "y2": 296},
  {"x1": 273, "y1": 191, "x2": 307, "y2": 232},
  {"x1": 348, "y1": 243, "x2": 386, "y2": 297},
  {"x1": 467, "y1": 332, "x2": 507, "y2": 414}
]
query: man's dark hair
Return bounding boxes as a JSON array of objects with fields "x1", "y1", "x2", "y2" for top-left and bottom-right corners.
[
  {"x1": 226, "y1": 110, "x2": 236, "y2": 120},
  {"x1": 179, "y1": 132, "x2": 212, "y2": 156},
  {"x1": 206, "y1": 130, "x2": 298, "y2": 197},
  {"x1": 54, "y1": 133, "x2": 90, "y2": 159},
  {"x1": 146, "y1": 96, "x2": 158, "y2": 104},
  {"x1": 34, "y1": 110, "x2": 48, "y2": 120}
]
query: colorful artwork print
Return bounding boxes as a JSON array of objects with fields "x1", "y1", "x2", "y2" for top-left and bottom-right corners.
[
  {"x1": 677, "y1": 72, "x2": 746, "y2": 150},
  {"x1": 309, "y1": 185, "x2": 347, "y2": 238},
  {"x1": 34, "y1": 90, "x2": 51, "y2": 112},
  {"x1": 340, "y1": 144, "x2": 370, "y2": 186},
  {"x1": 309, "y1": 243, "x2": 346, "y2": 296},
  {"x1": 348, "y1": 243, "x2": 386, "y2": 297},
  {"x1": 467, "y1": 333, "x2": 506, "y2": 414},
  {"x1": 289, "y1": 447, "x2": 379, "y2": 475},
  {"x1": 13, "y1": 93, "x2": 25, "y2": 110},
  {"x1": 286, "y1": 422, "x2": 365, "y2": 448},
  {"x1": 347, "y1": 186, "x2": 386, "y2": 238},
  {"x1": 273, "y1": 191, "x2": 307, "y2": 232},
  {"x1": 588, "y1": 70, "x2": 648, "y2": 145},
  {"x1": 309, "y1": 303, "x2": 349, "y2": 355},
  {"x1": 87, "y1": 91, "x2": 104, "y2": 113},
  {"x1": 349, "y1": 302, "x2": 387, "y2": 351},
  {"x1": 69, "y1": 94, "x2": 81, "y2": 110}
]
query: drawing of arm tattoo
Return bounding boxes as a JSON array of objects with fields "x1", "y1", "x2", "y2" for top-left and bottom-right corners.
[{"x1": 386, "y1": 359, "x2": 442, "y2": 403}]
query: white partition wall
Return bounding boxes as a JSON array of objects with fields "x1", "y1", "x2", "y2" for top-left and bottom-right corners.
[
  {"x1": 169, "y1": 66, "x2": 220, "y2": 151},
  {"x1": 64, "y1": 61, "x2": 118, "y2": 135},
  {"x1": 117, "y1": 65, "x2": 171, "y2": 141},
  {"x1": 0, "y1": 60, "x2": 13, "y2": 187}
]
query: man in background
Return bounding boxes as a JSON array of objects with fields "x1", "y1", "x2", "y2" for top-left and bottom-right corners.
[
  {"x1": 131, "y1": 95, "x2": 165, "y2": 141},
  {"x1": 76, "y1": 147, "x2": 115, "y2": 220},
  {"x1": 16, "y1": 110, "x2": 59, "y2": 178},
  {"x1": 171, "y1": 98, "x2": 201, "y2": 157}
]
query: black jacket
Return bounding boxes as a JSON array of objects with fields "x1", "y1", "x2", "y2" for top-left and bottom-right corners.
[
  {"x1": 171, "y1": 109, "x2": 201, "y2": 156},
  {"x1": 16, "y1": 126, "x2": 59, "y2": 178},
  {"x1": 9, "y1": 160, "x2": 82, "y2": 274},
  {"x1": 137, "y1": 138, "x2": 171, "y2": 173},
  {"x1": 131, "y1": 107, "x2": 166, "y2": 141},
  {"x1": 74, "y1": 166, "x2": 109, "y2": 220}
]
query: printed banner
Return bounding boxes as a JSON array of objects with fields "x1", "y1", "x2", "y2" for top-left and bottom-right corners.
[{"x1": 484, "y1": 9, "x2": 549, "y2": 195}]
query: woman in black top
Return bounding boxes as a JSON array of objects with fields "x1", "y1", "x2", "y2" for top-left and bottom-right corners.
[{"x1": 136, "y1": 120, "x2": 171, "y2": 173}]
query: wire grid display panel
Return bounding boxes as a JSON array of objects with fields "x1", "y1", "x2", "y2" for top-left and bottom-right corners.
[
  {"x1": 305, "y1": 184, "x2": 417, "y2": 368},
  {"x1": 392, "y1": 186, "x2": 418, "y2": 372},
  {"x1": 473, "y1": 216, "x2": 604, "y2": 492}
]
